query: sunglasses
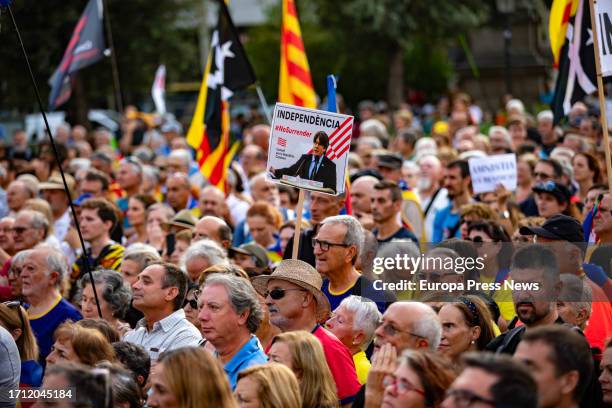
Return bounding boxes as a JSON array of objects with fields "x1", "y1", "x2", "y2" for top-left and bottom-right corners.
[
  {"x1": 535, "y1": 180, "x2": 558, "y2": 192},
  {"x1": 534, "y1": 171, "x2": 554, "y2": 180},
  {"x1": 183, "y1": 299, "x2": 198, "y2": 309},
  {"x1": 264, "y1": 288, "x2": 306, "y2": 300},
  {"x1": 444, "y1": 388, "x2": 496, "y2": 407}
]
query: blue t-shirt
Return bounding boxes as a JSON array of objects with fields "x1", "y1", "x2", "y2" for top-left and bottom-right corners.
[
  {"x1": 322, "y1": 276, "x2": 393, "y2": 314},
  {"x1": 374, "y1": 227, "x2": 418, "y2": 245},
  {"x1": 432, "y1": 203, "x2": 461, "y2": 243},
  {"x1": 21, "y1": 360, "x2": 43, "y2": 387},
  {"x1": 29, "y1": 296, "x2": 82, "y2": 361},
  {"x1": 222, "y1": 335, "x2": 267, "y2": 390}
]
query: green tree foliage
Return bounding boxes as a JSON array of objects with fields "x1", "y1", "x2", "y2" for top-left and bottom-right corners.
[{"x1": 0, "y1": 0, "x2": 200, "y2": 115}]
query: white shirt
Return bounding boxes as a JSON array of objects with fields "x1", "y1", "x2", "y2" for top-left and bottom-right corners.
[
  {"x1": 122, "y1": 308, "x2": 202, "y2": 361},
  {"x1": 54, "y1": 209, "x2": 71, "y2": 242},
  {"x1": 418, "y1": 188, "x2": 449, "y2": 242}
]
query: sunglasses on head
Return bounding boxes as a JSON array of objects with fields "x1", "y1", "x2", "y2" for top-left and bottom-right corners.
[
  {"x1": 264, "y1": 288, "x2": 307, "y2": 300},
  {"x1": 3, "y1": 301, "x2": 24, "y2": 331}
]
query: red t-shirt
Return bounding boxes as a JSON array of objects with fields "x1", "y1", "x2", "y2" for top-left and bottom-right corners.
[
  {"x1": 312, "y1": 325, "x2": 361, "y2": 405},
  {"x1": 584, "y1": 280, "x2": 612, "y2": 352}
]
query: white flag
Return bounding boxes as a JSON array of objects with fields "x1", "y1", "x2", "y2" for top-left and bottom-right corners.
[
  {"x1": 151, "y1": 65, "x2": 166, "y2": 115},
  {"x1": 595, "y1": 0, "x2": 612, "y2": 77}
]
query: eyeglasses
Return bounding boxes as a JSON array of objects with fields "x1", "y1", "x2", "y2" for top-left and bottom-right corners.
[
  {"x1": 534, "y1": 172, "x2": 554, "y2": 180},
  {"x1": 444, "y1": 389, "x2": 496, "y2": 407},
  {"x1": 378, "y1": 320, "x2": 426, "y2": 339},
  {"x1": 466, "y1": 236, "x2": 484, "y2": 243},
  {"x1": 264, "y1": 288, "x2": 306, "y2": 300},
  {"x1": 383, "y1": 374, "x2": 426, "y2": 396},
  {"x1": 183, "y1": 298, "x2": 198, "y2": 309},
  {"x1": 312, "y1": 238, "x2": 350, "y2": 252},
  {"x1": 3, "y1": 301, "x2": 24, "y2": 331},
  {"x1": 11, "y1": 227, "x2": 31, "y2": 235}
]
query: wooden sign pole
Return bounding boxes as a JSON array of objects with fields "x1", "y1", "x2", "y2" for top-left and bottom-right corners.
[
  {"x1": 589, "y1": 0, "x2": 612, "y2": 193},
  {"x1": 291, "y1": 189, "x2": 306, "y2": 259}
]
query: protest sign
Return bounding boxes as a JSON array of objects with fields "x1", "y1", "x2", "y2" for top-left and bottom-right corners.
[
  {"x1": 594, "y1": 0, "x2": 612, "y2": 77},
  {"x1": 267, "y1": 103, "x2": 353, "y2": 195},
  {"x1": 468, "y1": 153, "x2": 517, "y2": 194}
]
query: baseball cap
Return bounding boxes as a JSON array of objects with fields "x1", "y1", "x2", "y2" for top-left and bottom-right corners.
[
  {"x1": 532, "y1": 181, "x2": 571, "y2": 204},
  {"x1": 376, "y1": 153, "x2": 403, "y2": 169},
  {"x1": 228, "y1": 243, "x2": 269, "y2": 268},
  {"x1": 519, "y1": 214, "x2": 585, "y2": 244}
]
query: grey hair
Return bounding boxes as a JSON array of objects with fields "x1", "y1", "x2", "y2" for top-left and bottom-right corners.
[
  {"x1": 120, "y1": 156, "x2": 143, "y2": 175},
  {"x1": 19, "y1": 209, "x2": 50, "y2": 238},
  {"x1": 560, "y1": 274, "x2": 593, "y2": 317},
  {"x1": 407, "y1": 301, "x2": 442, "y2": 351},
  {"x1": 146, "y1": 203, "x2": 175, "y2": 221},
  {"x1": 78, "y1": 269, "x2": 132, "y2": 319},
  {"x1": 321, "y1": 215, "x2": 364, "y2": 263},
  {"x1": 142, "y1": 165, "x2": 160, "y2": 185},
  {"x1": 168, "y1": 149, "x2": 192, "y2": 167},
  {"x1": 11, "y1": 249, "x2": 29, "y2": 266},
  {"x1": 248, "y1": 172, "x2": 268, "y2": 190},
  {"x1": 181, "y1": 238, "x2": 228, "y2": 268},
  {"x1": 338, "y1": 295, "x2": 381, "y2": 350},
  {"x1": 537, "y1": 110, "x2": 554, "y2": 122},
  {"x1": 123, "y1": 247, "x2": 162, "y2": 271},
  {"x1": 204, "y1": 273, "x2": 262, "y2": 333},
  {"x1": 13, "y1": 179, "x2": 38, "y2": 198},
  {"x1": 357, "y1": 135, "x2": 383, "y2": 149},
  {"x1": 37, "y1": 246, "x2": 68, "y2": 287},
  {"x1": 488, "y1": 126, "x2": 512, "y2": 146}
]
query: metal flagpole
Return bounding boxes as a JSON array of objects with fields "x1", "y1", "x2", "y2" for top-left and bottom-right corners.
[{"x1": 102, "y1": 0, "x2": 123, "y2": 113}]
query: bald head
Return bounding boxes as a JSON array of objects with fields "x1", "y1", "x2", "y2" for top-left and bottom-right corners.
[
  {"x1": 194, "y1": 216, "x2": 231, "y2": 249},
  {"x1": 199, "y1": 186, "x2": 225, "y2": 218},
  {"x1": 350, "y1": 176, "x2": 379, "y2": 213},
  {"x1": 166, "y1": 172, "x2": 191, "y2": 211}
]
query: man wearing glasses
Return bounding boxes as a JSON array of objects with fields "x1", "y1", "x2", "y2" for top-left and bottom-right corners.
[
  {"x1": 441, "y1": 352, "x2": 537, "y2": 408},
  {"x1": 314, "y1": 215, "x2": 393, "y2": 314}
]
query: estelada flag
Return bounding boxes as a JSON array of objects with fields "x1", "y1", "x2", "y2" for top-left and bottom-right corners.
[
  {"x1": 48, "y1": 0, "x2": 106, "y2": 111},
  {"x1": 279, "y1": 0, "x2": 317, "y2": 108},
  {"x1": 549, "y1": 0, "x2": 579, "y2": 68},
  {"x1": 187, "y1": 0, "x2": 256, "y2": 191},
  {"x1": 550, "y1": 0, "x2": 597, "y2": 124}
]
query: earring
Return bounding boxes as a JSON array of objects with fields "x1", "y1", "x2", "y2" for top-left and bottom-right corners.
[{"x1": 471, "y1": 340, "x2": 475, "y2": 345}]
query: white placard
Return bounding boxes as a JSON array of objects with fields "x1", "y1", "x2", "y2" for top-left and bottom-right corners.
[
  {"x1": 595, "y1": 0, "x2": 612, "y2": 77},
  {"x1": 468, "y1": 153, "x2": 517, "y2": 194},
  {"x1": 266, "y1": 103, "x2": 353, "y2": 195}
]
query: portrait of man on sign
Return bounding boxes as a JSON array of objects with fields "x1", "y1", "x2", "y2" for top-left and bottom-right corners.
[{"x1": 270, "y1": 131, "x2": 337, "y2": 193}]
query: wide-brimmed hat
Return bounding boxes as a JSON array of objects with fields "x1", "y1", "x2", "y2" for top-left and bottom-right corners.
[
  {"x1": 252, "y1": 259, "x2": 331, "y2": 322},
  {"x1": 164, "y1": 209, "x2": 197, "y2": 230},
  {"x1": 39, "y1": 173, "x2": 76, "y2": 198}
]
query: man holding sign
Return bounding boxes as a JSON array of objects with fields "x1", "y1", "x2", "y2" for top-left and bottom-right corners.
[{"x1": 269, "y1": 131, "x2": 337, "y2": 193}]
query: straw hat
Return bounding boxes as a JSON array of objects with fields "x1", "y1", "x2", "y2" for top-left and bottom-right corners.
[
  {"x1": 252, "y1": 259, "x2": 331, "y2": 322},
  {"x1": 163, "y1": 209, "x2": 197, "y2": 230},
  {"x1": 39, "y1": 173, "x2": 76, "y2": 199}
]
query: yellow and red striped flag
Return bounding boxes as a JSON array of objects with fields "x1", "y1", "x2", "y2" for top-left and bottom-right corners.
[
  {"x1": 187, "y1": 0, "x2": 256, "y2": 192},
  {"x1": 549, "y1": 0, "x2": 579, "y2": 67},
  {"x1": 279, "y1": 0, "x2": 316, "y2": 108}
]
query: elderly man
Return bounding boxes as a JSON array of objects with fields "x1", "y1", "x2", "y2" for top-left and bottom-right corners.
[
  {"x1": 193, "y1": 215, "x2": 232, "y2": 250},
  {"x1": 198, "y1": 185, "x2": 226, "y2": 219},
  {"x1": 355, "y1": 300, "x2": 442, "y2": 408},
  {"x1": 198, "y1": 274, "x2": 266, "y2": 389},
  {"x1": 283, "y1": 192, "x2": 345, "y2": 266},
  {"x1": 116, "y1": 156, "x2": 143, "y2": 229},
  {"x1": 166, "y1": 172, "x2": 196, "y2": 213},
  {"x1": 39, "y1": 174, "x2": 76, "y2": 242},
  {"x1": 315, "y1": 215, "x2": 392, "y2": 313},
  {"x1": 12, "y1": 210, "x2": 48, "y2": 253},
  {"x1": 7, "y1": 180, "x2": 36, "y2": 216},
  {"x1": 442, "y1": 353, "x2": 537, "y2": 408},
  {"x1": 537, "y1": 110, "x2": 558, "y2": 158},
  {"x1": 488, "y1": 126, "x2": 513, "y2": 155},
  {"x1": 240, "y1": 145, "x2": 267, "y2": 177},
  {"x1": 350, "y1": 175, "x2": 378, "y2": 230},
  {"x1": 181, "y1": 238, "x2": 228, "y2": 282},
  {"x1": 416, "y1": 155, "x2": 449, "y2": 242},
  {"x1": 21, "y1": 246, "x2": 82, "y2": 360},
  {"x1": 325, "y1": 295, "x2": 381, "y2": 385},
  {"x1": 123, "y1": 262, "x2": 202, "y2": 360},
  {"x1": 167, "y1": 149, "x2": 205, "y2": 189},
  {"x1": 252, "y1": 259, "x2": 361, "y2": 406}
]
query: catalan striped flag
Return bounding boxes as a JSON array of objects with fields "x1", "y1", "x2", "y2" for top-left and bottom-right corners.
[
  {"x1": 187, "y1": 0, "x2": 256, "y2": 191},
  {"x1": 549, "y1": 0, "x2": 579, "y2": 67},
  {"x1": 279, "y1": 0, "x2": 317, "y2": 108}
]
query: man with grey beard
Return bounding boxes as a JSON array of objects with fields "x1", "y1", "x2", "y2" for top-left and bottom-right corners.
[{"x1": 415, "y1": 155, "x2": 448, "y2": 242}]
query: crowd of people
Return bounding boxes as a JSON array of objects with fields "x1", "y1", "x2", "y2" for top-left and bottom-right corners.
[{"x1": 0, "y1": 93, "x2": 610, "y2": 408}]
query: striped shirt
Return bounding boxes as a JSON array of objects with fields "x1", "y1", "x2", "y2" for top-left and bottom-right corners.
[{"x1": 122, "y1": 309, "x2": 202, "y2": 361}]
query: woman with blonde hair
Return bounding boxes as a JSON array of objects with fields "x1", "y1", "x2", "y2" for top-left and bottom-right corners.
[
  {"x1": 46, "y1": 321, "x2": 115, "y2": 367},
  {"x1": 0, "y1": 302, "x2": 42, "y2": 387},
  {"x1": 148, "y1": 347, "x2": 237, "y2": 408},
  {"x1": 235, "y1": 363, "x2": 302, "y2": 408},
  {"x1": 268, "y1": 331, "x2": 338, "y2": 408}
]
